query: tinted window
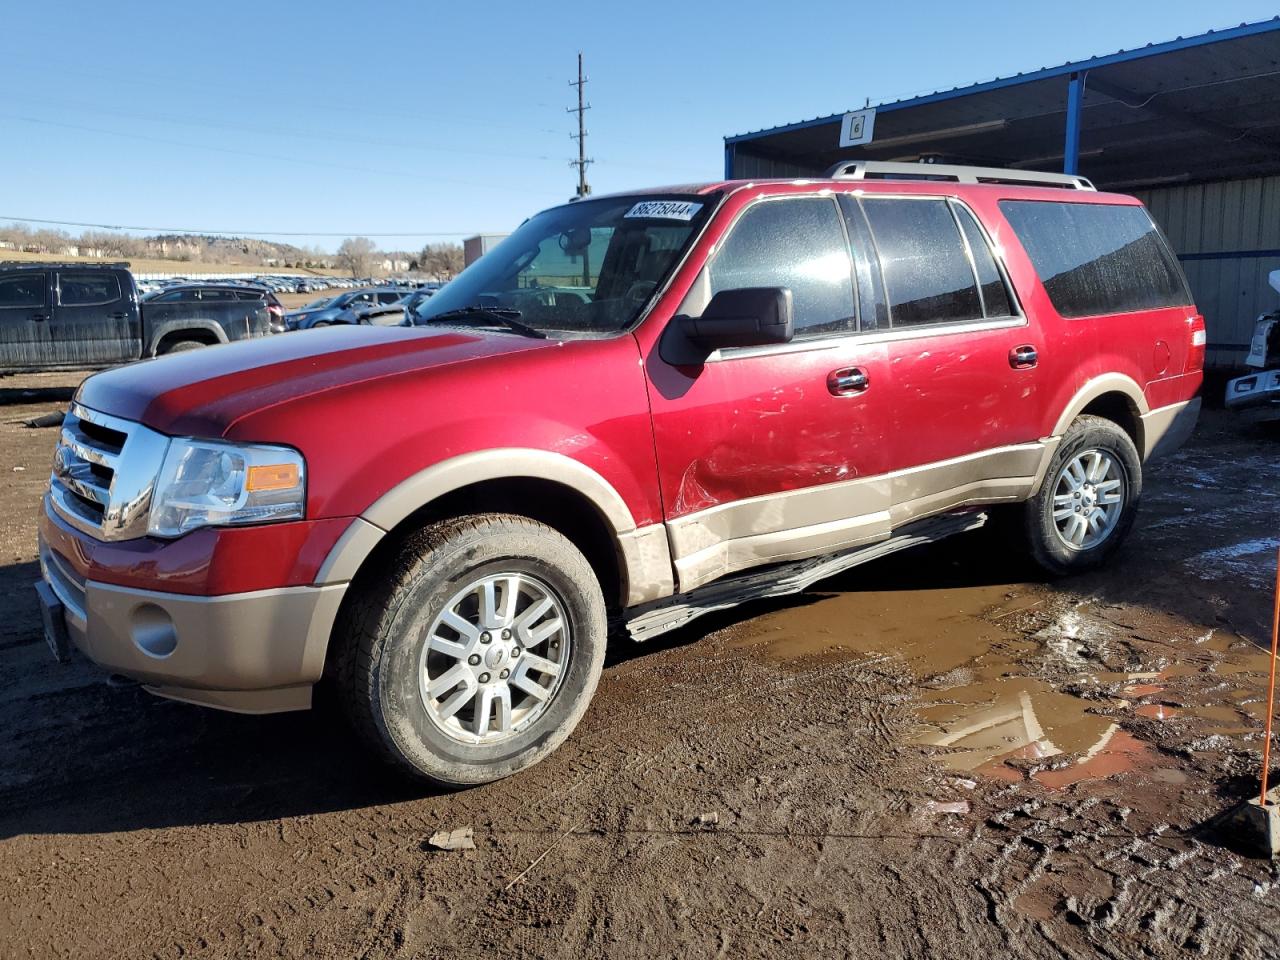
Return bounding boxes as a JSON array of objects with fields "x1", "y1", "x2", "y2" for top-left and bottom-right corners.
[
  {"x1": 953, "y1": 204, "x2": 1014, "y2": 318},
  {"x1": 59, "y1": 273, "x2": 121, "y2": 306},
  {"x1": 234, "y1": 289, "x2": 265, "y2": 301},
  {"x1": 862, "y1": 198, "x2": 981, "y2": 328},
  {"x1": 376, "y1": 291, "x2": 403, "y2": 304},
  {"x1": 0, "y1": 273, "x2": 46, "y2": 308},
  {"x1": 708, "y1": 197, "x2": 855, "y2": 338},
  {"x1": 999, "y1": 200, "x2": 1191, "y2": 318}
]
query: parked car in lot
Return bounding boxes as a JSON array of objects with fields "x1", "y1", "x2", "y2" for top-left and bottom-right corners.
[
  {"x1": 1225, "y1": 269, "x2": 1280, "y2": 426},
  {"x1": 37, "y1": 163, "x2": 1202, "y2": 788},
  {"x1": 284, "y1": 287, "x2": 407, "y2": 329},
  {"x1": 0, "y1": 264, "x2": 276, "y2": 371}
]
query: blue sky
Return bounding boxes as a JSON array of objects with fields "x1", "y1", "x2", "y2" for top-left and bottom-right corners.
[{"x1": 2, "y1": 1, "x2": 1276, "y2": 252}]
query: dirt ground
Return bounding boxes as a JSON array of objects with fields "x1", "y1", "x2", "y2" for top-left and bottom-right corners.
[{"x1": 1, "y1": 372, "x2": 1279, "y2": 959}]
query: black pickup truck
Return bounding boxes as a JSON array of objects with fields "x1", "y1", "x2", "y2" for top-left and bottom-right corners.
[{"x1": 0, "y1": 262, "x2": 277, "y2": 372}]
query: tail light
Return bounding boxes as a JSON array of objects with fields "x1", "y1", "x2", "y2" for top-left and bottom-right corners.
[
  {"x1": 267, "y1": 303, "x2": 283, "y2": 318},
  {"x1": 1186, "y1": 314, "x2": 1206, "y2": 372}
]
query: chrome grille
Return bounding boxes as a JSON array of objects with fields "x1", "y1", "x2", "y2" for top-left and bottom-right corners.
[{"x1": 49, "y1": 403, "x2": 170, "y2": 541}]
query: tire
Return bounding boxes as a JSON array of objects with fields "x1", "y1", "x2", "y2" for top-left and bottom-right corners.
[
  {"x1": 334, "y1": 514, "x2": 607, "y2": 787},
  {"x1": 162, "y1": 339, "x2": 207, "y2": 354},
  {"x1": 1021, "y1": 415, "x2": 1142, "y2": 576}
]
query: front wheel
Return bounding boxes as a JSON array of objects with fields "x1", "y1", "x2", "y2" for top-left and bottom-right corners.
[
  {"x1": 334, "y1": 514, "x2": 606, "y2": 786},
  {"x1": 1021, "y1": 415, "x2": 1142, "y2": 576}
]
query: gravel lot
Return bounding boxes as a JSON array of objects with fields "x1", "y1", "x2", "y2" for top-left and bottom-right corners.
[{"x1": 1, "y1": 371, "x2": 1279, "y2": 959}]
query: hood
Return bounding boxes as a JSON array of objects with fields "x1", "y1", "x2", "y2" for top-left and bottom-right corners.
[{"x1": 76, "y1": 325, "x2": 554, "y2": 437}]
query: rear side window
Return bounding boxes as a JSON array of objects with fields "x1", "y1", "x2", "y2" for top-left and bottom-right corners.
[
  {"x1": 953, "y1": 205, "x2": 1014, "y2": 318},
  {"x1": 59, "y1": 273, "x2": 121, "y2": 306},
  {"x1": 861, "y1": 198, "x2": 982, "y2": 328},
  {"x1": 0, "y1": 273, "x2": 46, "y2": 308},
  {"x1": 998, "y1": 200, "x2": 1191, "y2": 318},
  {"x1": 709, "y1": 197, "x2": 855, "y2": 338}
]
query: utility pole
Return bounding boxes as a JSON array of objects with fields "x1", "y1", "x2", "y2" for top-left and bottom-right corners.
[{"x1": 568, "y1": 52, "x2": 592, "y2": 198}]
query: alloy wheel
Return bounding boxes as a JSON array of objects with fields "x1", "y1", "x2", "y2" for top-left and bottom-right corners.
[{"x1": 418, "y1": 572, "x2": 571, "y2": 744}]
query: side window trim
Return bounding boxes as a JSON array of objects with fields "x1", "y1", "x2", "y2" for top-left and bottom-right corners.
[
  {"x1": 948, "y1": 198, "x2": 1024, "y2": 321},
  {"x1": 837, "y1": 195, "x2": 887, "y2": 332},
  {"x1": 947, "y1": 200, "x2": 989, "y2": 318},
  {"x1": 830, "y1": 199, "x2": 862, "y2": 333},
  {"x1": 860, "y1": 194, "x2": 983, "y2": 330},
  {"x1": 855, "y1": 198, "x2": 893, "y2": 331},
  {"x1": 858, "y1": 193, "x2": 1028, "y2": 332}
]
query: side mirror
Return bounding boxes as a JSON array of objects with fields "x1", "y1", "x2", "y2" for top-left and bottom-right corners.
[{"x1": 679, "y1": 287, "x2": 793, "y2": 350}]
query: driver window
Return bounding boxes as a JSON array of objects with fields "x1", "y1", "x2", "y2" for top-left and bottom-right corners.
[{"x1": 707, "y1": 197, "x2": 856, "y2": 338}]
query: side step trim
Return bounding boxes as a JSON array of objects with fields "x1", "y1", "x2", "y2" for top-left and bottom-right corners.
[{"x1": 622, "y1": 511, "x2": 987, "y2": 643}]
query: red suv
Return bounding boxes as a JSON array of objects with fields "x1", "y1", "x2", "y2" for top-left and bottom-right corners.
[{"x1": 37, "y1": 162, "x2": 1203, "y2": 786}]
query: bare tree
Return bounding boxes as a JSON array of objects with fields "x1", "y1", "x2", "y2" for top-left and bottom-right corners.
[
  {"x1": 419, "y1": 242, "x2": 464, "y2": 280},
  {"x1": 337, "y1": 237, "x2": 377, "y2": 278}
]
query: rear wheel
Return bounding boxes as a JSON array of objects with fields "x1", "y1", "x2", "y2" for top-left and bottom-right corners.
[
  {"x1": 334, "y1": 514, "x2": 606, "y2": 786},
  {"x1": 1021, "y1": 415, "x2": 1142, "y2": 576},
  {"x1": 162, "y1": 339, "x2": 207, "y2": 354}
]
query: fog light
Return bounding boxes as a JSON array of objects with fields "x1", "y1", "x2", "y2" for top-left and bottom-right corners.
[{"x1": 131, "y1": 603, "x2": 178, "y2": 658}]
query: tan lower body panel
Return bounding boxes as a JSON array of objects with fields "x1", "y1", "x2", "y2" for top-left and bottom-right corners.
[
  {"x1": 144, "y1": 683, "x2": 314, "y2": 714},
  {"x1": 53, "y1": 575, "x2": 347, "y2": 714},
  {"x1": 667, "y1": 442, "x2": 1051, "y2": 593},
  {"x1": 618, "y1": 523, "x2": 676, "y2": 606},
  {"x1": 1140, "y1": 398, "x2": 1201, "y2": 461}
]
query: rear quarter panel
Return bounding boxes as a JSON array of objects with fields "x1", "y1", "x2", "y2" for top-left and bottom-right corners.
[{"x1": 966, "y1": 188, "x2": 1203, "y2": 432}]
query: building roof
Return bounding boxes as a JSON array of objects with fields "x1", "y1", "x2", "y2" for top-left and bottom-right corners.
[{"x1": 725, "y1": 18, "x2": 1280, "y2": 190}]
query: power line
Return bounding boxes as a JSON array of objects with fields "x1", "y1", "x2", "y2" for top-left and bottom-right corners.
[
  {"x1": 0, "y1": 113, "x2": 565, "y2": 198},
  {"x1": 0, "y1": 215, "x2": 478, "y2": 239}
]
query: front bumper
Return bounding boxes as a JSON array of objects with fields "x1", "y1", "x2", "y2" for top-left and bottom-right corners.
[
  {"x1": 1225, "y1": 369, "x2": 1280, "y2": 423},
  {"x1": 38, "y1": 536, "x2": 346, "y2": 713}
]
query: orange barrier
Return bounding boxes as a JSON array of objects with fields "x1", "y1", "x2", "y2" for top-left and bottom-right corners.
[{"x1": 1260, "y1": 546, "x2": 1280, "y2": 805}]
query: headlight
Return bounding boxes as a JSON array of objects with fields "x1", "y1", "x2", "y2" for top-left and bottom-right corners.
[{"x1": 148, "y1": 438, "x2": 306, "y2": 538}]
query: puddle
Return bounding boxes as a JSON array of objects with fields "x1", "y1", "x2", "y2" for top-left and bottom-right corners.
[{"x1": 724, "y1": 572, "x2": 1276, "y2": 790}]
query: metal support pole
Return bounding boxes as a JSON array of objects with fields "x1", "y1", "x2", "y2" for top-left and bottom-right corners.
[{"x1": 1064, "y1": 72, "x2": 1085, "y2": 175}]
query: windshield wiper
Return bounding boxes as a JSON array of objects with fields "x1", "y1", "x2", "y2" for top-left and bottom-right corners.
[{"x1": 423, "y1": 305, "x2": 546, "y2": 339}]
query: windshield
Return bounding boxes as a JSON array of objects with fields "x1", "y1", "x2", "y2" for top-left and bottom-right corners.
[{"x1": 411, "y1": 194, "x2": 716, "y2": 336}]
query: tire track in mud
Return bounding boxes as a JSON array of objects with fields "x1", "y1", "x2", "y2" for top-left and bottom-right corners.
[
  {"x1": 952, "y1": 791, "x2": 1280, "y2": 960},
  {"x1": 141, "y1": 650, "x2": 917, "y2": 959}
]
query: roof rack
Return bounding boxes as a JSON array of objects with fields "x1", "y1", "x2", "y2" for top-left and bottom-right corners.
[
  {"x1": 822, "y1": 161, "x2": 1095, "y2": 191},
  {"x1": 0, "y1": 260, "x2": 132, "y2": 269}
]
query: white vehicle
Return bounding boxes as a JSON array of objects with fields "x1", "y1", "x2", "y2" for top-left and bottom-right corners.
[{"x1": 1225, "y1": 269, "x2": 1280, "y2": 424}]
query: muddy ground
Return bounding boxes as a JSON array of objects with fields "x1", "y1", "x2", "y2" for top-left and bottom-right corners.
[{"x1": 1, "y1": 372, "x2": 1279, "y2": 959}]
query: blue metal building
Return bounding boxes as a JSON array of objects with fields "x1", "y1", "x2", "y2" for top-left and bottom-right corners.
[{"x1": 724, "y1": 18, "x2": 1280, "y2": 367}]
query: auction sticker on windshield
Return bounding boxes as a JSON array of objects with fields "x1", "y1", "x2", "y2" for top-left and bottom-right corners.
[{"x1": 624, "y1": 200, "x2": 703, "y2": 221}]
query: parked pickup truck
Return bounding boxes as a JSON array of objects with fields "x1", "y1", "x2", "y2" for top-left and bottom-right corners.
[
  {"x1": 0, "y1": 263, "x2": 275, "y2": 371},
  {"x1": 36, "y1": 162, "x2": 1203, "y2": 787}
]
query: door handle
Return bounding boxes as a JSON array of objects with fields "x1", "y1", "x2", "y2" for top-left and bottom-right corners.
[
  {"x1": 828, "y1": 366, "x2": 869, "y2": 396},
  {"x1": 31, "y1": 313, "x2": 49, "y2": 322},
  {"x1": 1009, "y1": 344, "x2": 1038, "y2": 369},
  {"x1": 108, "y1": 311, "x2": 128, "y2": 320}
]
